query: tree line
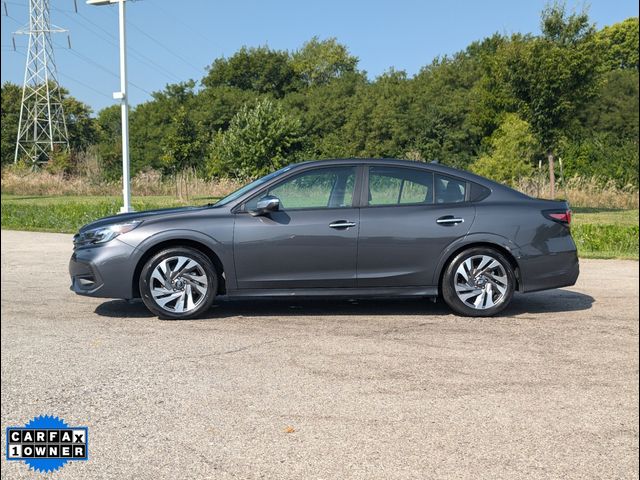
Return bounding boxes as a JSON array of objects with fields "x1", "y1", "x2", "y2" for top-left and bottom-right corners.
[{"x1": 1, "y1": 3, "x2": 638, "y2": 188}]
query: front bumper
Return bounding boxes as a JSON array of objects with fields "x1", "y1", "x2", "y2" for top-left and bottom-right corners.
[{"x1": 69, "y1": 239, "x2": 137, "y2": 299}]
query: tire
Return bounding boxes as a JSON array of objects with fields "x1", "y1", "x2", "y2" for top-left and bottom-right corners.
[
  {"x1": 139, "y1": 247, "x2": 218, "y2": 320},
  {"x1": 442, "y1": 247, "x2": 515, "y2": 317}
]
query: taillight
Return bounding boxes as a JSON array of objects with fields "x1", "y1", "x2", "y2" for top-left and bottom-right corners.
[{"x1": 544, "y1": 209, "x2": 572, "y2": 225}]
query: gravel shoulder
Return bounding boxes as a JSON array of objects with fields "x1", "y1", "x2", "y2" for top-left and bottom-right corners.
[{"x1": 1, "y1": 230, "x2": 638, "y2": 479}]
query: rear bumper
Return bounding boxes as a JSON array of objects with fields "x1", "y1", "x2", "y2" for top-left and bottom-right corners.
[
  {"x1": 519, "y1": 250, "x2": 580, "y2": 293},
  {"x1": 69, "y1": 239, "x2": 137, "y2": 299}
]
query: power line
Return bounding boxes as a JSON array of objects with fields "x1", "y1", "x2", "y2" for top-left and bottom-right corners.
[
  {"x1": 10, "y1": 45, "x2": 117, "y2": 101},
  {"x1": 52, "y1": 7, "x2": 182, "y2": 84},
  {"x1": 58, "y1": 72, "x2": 113, "y2": 100},
  {"x1": 56, "y1": 42, "x2": 152, "y2": 95},
  {"x1": 120, "y1": 11, "x2": 202, "y2": 75},
  {"x1": 1, "y1": 13, "x2": 21, "y2": 23},
  {"x1": 153, "y1": 1, "x2": 218, "y2": 48}
]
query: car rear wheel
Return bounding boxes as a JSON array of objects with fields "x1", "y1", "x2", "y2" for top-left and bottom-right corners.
[
  {"x1": 139, "y1": 247, "x2": 217, "y2": 320},
  {"x1": 442, "y1": 247, "x2": 515, "y2": 317}
]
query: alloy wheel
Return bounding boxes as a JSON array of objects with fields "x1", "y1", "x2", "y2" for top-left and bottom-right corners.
[
  {"x1": 453, "y1": 254, "x2": 509, "y2": 310},
  {"x1": 149, "y1": 255, "x2": 209, "y2": 314}
]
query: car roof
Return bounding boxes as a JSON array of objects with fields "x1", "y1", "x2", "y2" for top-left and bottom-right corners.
[{"x1": 288, "y1": 158, "x2": 530, "y2": 201}]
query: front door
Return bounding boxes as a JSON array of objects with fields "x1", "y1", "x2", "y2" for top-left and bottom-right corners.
[
  {"x1": 233, "y1": 165, "x2": 360, "y2": 289},
  {"x1": 357, "y1": 166, "x2": 476, "y2": 287}
]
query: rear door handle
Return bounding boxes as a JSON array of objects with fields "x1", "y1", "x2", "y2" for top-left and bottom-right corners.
[
  {"x1": 329, "y1": 221, "x2": 357, "y2": 229},
  {"x1": 436, "y1": 216, "x2": 464, "y2": 225}
]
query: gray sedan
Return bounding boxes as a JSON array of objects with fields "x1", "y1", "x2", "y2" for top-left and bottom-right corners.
[{"x1": 69, "y1": 159, "x2": 579, "y2": 319}]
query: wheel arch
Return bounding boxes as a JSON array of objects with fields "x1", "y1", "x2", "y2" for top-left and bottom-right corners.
[
  {"x1": 131, "y1": 238, "x2": 226, "y2": 298},
  {"x1": 436, "y1": 240, "x2": 522, "y2": 294}
]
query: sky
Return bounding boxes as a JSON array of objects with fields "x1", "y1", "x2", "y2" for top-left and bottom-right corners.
[{"x1": 1, "y1": 0, "x2": 638, "y2": 113}]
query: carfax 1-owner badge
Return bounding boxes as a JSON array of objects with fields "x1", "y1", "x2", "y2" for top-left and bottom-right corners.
[{"x1": 5, "y1": 415, "x2": 89, "y2": 473}]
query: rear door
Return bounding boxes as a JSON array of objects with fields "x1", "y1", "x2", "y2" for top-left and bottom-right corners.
[
  {"x1": 233, "y1": 165, "x2": 360, "y2": 289},
  {"x1": 357, "y1": 166, "x2": 475, "y2": 287}
]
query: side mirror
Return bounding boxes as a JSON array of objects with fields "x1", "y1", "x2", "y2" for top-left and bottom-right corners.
[{"x1": 250, "y1": 195, "x2": 280, "y2": 216}]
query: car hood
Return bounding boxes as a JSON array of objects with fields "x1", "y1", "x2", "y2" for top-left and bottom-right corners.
[{"x1": 79, "y1": 205, "x2": 210, "y2": 233}]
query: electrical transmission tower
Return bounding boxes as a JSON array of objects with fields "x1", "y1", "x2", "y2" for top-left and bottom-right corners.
[{"x1": 14, "y1": 0, "x2": 69, "y2": 165}]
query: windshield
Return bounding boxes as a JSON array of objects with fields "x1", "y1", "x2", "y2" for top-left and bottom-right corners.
[{"x1": 211, "y1": 166, "x2": 293, "y2": 207}]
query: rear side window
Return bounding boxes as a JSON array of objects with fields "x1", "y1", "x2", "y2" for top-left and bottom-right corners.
[
  {"x1": 435, "y1": 175, "x2": 466, "y2": 204},
  {"x1": 368, "y1": 167, "x2": 434, "y2": 206}
]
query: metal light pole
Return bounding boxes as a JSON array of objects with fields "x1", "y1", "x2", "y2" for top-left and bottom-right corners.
[{"x1": 87, "y1": 0, "x2": 132, "y2": 213}]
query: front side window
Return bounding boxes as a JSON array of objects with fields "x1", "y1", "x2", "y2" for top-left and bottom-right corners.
[
  {"x1": 368, "y1": 167, "x2": 434, "y2": 206},
  {"x1": 248, "y1": 166, "x2": 356, "y2": 211},
  {"x1": 435, "y1": 175, "x2": 466, "y2": 204}
]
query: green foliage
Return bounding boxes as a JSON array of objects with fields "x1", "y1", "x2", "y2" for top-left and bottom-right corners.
[
  {"x1": 342, "y1": 69, "x2": 414, "y2": 158},
  {"x1": 62, "y1": 92, "x2": 98, "y2": 152},
  {"x1": 202, "y1": 46, "x2": 298, "y2": 97},
  {"x1": 499, "y1": 4, "x2": 599, "y2": 150},
  {"x1": 207, "y1": 99, "x2": 303, "y2": 178},
  {"x1": 0, "y1": 195, "x2": 188, "y2": 233},
  {"x1": 291, "y1": 37, "x2": 359, "y2": 86},
  {"x1": 1, "y1": 7, "x2": 638, "y2": 189},
  {"x1": 1, "y1": 82, "x2": 97, "y2": 168},
  {"x1": 410, "y1": 54, "x2": 484, "y2": 167},
  {"x1": 471, "y1": 114, "x2": 536, "y2": 183},
  {"x1": 44, "y1": 148, "x2": 72, "y2": 175},
  {"x1": 94, "y1": 105, "x2": 122, "y2": 180},
  {"x1": 130, "y1": 81, "x2": 198, "y2": 174},
  {"x1": 572, "y1": 223, "x2": 639, "y2": 259},
  {"x1": 559, "y1": 134, "x2": 639, "y2": 187},
  {"x1": 595, "y1": 17, "x2": 639, "y2": 71},
  {"x1": 160, "y1": 106, "x2": 204, "y2": 175},
  {"x1": 1, "y1": 82, "x2": 22, "y2": 166},
  {"x1": 581, "y1": 69, "x2": 639, "y2": 140}
]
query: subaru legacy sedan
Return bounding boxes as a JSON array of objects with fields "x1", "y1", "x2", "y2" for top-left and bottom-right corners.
[{"x1": 70, "y1": 159, "x2": 579, "y2": 319}]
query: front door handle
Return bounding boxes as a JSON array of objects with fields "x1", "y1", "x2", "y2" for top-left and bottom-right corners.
[
  {"x1": 436, "y1": 216, "x2": 464, "y2": 225},
  {"x1": 329, "y1": 221, "x2": 357, "y2": 229}
]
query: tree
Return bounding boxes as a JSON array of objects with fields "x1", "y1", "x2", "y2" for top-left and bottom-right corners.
[
  {"x1": 161, "y1": 105, "x2": 204, "y2": 198},
  {"x1": 128, "y1": 81, "x2": 198, "y2": 174},
  {"x1": 499, "y1": 2, "x2": 599, "y2": 197},
  {"x1": 291, "y1": 37, "x2": 359, "y2": 86},
  {"x1": 1, "y1": 82, "x2": 21, "y2": 166},
  {"x1": 581, "y1": 69, "x2": 639, "y2": 140},
  {"x1": 94, "y1": 105, "x2": 122, "y2": 180},
  {"x1": 470, "y1": 113, "x2": 536, "y2": 183},
  {"x1": 1, "y1": 82, "x2": 96, "y2": 167},
  {"x1": 62, "y1": 93, "x2": 97, "y2": 152},
  {"x1": 409, "y1": 53, "x2": 484, "y2": 167},
  {"x1": 284, "y1": 71, "x2": 366, "y2": 158},
  {"x1": 202, "y1": 46, "x2": 298, "y2": 97},
  {"x1": 594, "y1": 17, "x2": 639, "y2": 71},
  {"x1": 341, "y1": 69, "x2": 413, "y2": 158},
  {"x1": 161, "y1": 106, "x2": 203, "y2": 174},
  {"x1": 207, "y1": 98, "x2": 303, "y2": 178}
]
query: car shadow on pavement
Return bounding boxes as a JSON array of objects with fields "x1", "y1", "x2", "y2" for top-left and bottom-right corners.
[
  {"x1": 504, "y1": 289, "x2": 594, "y2": 316},
  {"x1": 94, "y1": 289, "x2": 593, "y2": 320}
]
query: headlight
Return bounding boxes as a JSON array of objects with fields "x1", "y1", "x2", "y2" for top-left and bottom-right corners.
[{"x1": 74, "y1": 220, "x2": 141, "y2": 247}]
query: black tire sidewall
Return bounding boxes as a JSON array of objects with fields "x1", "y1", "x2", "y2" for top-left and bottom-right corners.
[
  {"x1": 442, "y1": 247, "x2": 515, "y2": 317},
  {"x1": 139, "y1": 247, "x2": 217, "y2": 320}
]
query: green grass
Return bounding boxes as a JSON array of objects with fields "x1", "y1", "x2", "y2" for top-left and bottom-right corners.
[
  {"x1": 0, "y1": 194, "x2": 217, "y2": 233},
  {"x1": 572, "y1": 208, "x2": 639, "y2": 226},
  {"x1": 1, "y1": 195, "x2": 638, "y2": 259},
  {"x1": 570, "y1": 208, "x2": 638, "y2": 259}
]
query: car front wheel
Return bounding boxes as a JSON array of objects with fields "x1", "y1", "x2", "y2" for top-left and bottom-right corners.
[
  {"x1": 139, "y1": 247, "x2": 217, "y2": 319},
  {"x1": 442, "y1": 247, "x2": 515, "y2": 317}
]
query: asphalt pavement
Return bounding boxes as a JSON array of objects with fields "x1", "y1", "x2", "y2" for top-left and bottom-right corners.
[{"x1": 1, "y1": 230, "x2": 638, "y2": 479}]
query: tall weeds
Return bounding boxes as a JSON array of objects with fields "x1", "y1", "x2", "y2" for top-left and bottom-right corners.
[
  {"x1": 514, "y1": 176, "x2": 639, "y2": 209},
  {"x1": 1, "y1": 168, "x2": 243, "y2": 200},
  {"x1": 2, "y1": 167, "x2": 638, "y2": 209}
]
